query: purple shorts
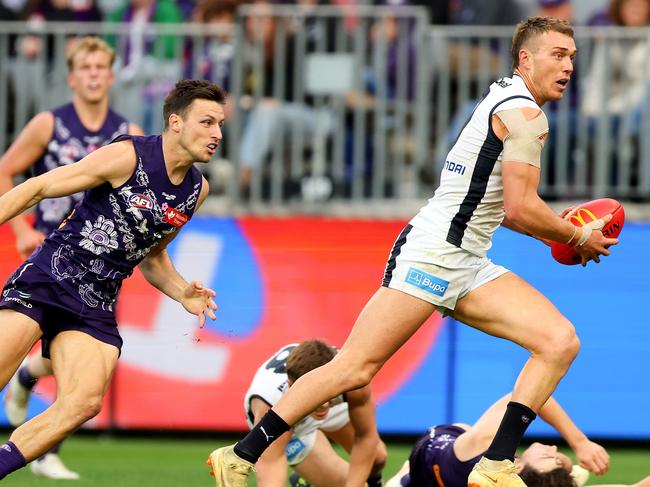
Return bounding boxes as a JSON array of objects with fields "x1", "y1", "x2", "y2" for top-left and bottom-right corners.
[{"x1": 0, "y1": 262, "x2": 123, "y2": 358}]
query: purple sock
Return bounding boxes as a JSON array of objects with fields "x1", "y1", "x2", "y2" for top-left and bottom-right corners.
[
  {"x1": 49, "y1": 443, "x2": 61, "y2": 455},
  {"x1": 17, "y1": 366, "x2": 37, "y2": 389},
  {"x1": 0, "y1": 441, "x2": 27, "y2": 479}
]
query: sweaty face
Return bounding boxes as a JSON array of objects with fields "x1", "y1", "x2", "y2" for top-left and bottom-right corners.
[
  {"x1": 519, "y1": 442, "x2": 572, "y2": 473},
  {"x1": 68, "y1": 50, "x2": 114, "y2": 104},
  {"x1": 178, "y1": 99, "x2": 225, "y2": 163},
  {"x1": 526, "y1": 31, "x2": 576, "y2": 103}
]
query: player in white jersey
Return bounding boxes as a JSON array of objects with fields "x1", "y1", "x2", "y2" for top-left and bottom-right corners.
[
  {"x1": 239, "y1": 341, "x2": 386, "y2": 487},
  {"x1": 208, "y1": 17, "x2": 618, "y2": 487}
]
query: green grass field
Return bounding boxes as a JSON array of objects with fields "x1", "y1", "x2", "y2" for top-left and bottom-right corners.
[{"x1": 0, "y1": 435, "x2": 648, "y2": 486}]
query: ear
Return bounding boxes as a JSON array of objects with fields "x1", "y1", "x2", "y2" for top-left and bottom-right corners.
[
  {"x1": 168, "y1": 113, "x2": 183, "y2": 133},
  {"x1": 66, "y1": 72, "x2": 75, "y2": 90},
  {"x1": 514, "y1": 460, "x2": 523, "y2": 474},
  {"x1": 518, "y1": 48, "x2": 531, "y2": 68}
]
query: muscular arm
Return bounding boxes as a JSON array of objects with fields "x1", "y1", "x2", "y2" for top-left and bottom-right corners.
[
  {"x1": 494, "y1": 108, "x2": 617, "y2": 264},
  {"x1": 0, "y1": 112, "x2": 53, "y2": 254},
  {"x1": 0, "y1": 140, "x2": 136, "y2": 228},
  {"x1": 249, "y1": 397, "x2": 291, "y2": 487},
  {"x1": 344, "y1": 386, "x2": 383, "y2": 487},
  {"x1": 137, "y1": 178, "x2": 216, "y2": 326}
]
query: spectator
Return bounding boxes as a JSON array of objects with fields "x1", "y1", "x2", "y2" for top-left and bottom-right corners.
[
  {"x1": 582, "y1": 0, "x2": 650, "y2": 186},
  {"x1": 106, "y1": 0, "x2": 184, "y2": 133}
]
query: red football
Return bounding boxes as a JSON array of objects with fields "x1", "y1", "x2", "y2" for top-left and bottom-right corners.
[{"x1": 551, "y1": 198, "x2": 625, "y2": 265}]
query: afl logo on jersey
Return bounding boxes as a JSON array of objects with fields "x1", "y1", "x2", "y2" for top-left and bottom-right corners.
[{"x1": 128, "y1": 194, "x2": 154, "y2": 210}]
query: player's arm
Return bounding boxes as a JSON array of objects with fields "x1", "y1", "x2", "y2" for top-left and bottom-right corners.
[
  {"x1": 537, "y1": 396, "x2": 609, "y2": 475},
  {"x1": 0, "y1": 112, "x2": 53, "y2": 254},
  {"x1": 0, "y1": 139, "x2": 136, "y2": 228},
  {"x1": 344, "y1": 385, "x2": 383, "y2": 487},
  {"x1": 494, "y1": 108, "x2": 618, "y2": 265},
  {"x1": 595, "y1": 476, "x2": 650, "y2": 487},
  {"x1": 249, "y1": 397, "x2": 292, "y2": 487},
  {"x1": 137, "y1": 178, "x2": 217, "y2": 327},
  {"x1": 128, "y1": 123, "x2": 145, "y2": 136},
  {"x1": 453, "y1": 394, "x2": 511, "y2": 461}
]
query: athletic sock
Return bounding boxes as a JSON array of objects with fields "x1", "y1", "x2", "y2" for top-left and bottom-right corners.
[
  {"x1": 234, "y1": 410, "x2": 290, "y2": 463},
  {"x1": 367, "y1": 473, "x2": 384, "y2": 487},
  {"x1": 0, "y1": 441, "x2": 26, "y2": 479},
  {"x1": 484, "y1": 401, "x2": 537, "y2": 461},
  {"x1": 17, "y1": 366, "x2": 37, "y2": 389},
  {"x1": 49, "y1": 443, "x2": 61, "y2": 455}
]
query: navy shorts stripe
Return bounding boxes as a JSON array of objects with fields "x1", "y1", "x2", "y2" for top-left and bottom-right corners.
[{"x1": 382, "y1": 224, "x2": 413, "y2": 287}]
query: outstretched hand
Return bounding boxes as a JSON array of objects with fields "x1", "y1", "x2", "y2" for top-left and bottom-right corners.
[
  {"x1": 573, "y1": 438, "x2": 609, "y2": 475},
  {"x1": 181, "y1": 280, "x2": 217, "y2": 327}
]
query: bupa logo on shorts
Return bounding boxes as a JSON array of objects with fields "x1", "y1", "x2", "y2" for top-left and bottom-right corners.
[
  {"x1": 405, "y1": 267, "x2": 449, "y2": 296},
  {"x1": 285, "y1": 438, "x2": 306, "y2": 463},
  {"x1": 128, "y1": 194, "x2": 154, "y2": 211}
]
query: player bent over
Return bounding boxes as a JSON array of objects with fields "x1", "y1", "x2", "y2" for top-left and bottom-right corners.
[
  {"x1": 221, "y1": 341, "x2": 386, "y2": 487},
  {"x1": 0, "y1": 80, "x2": 223, "y2": 480},
  {"x1": 208, "y1": 16, "x2": 617, "y2": 487}
]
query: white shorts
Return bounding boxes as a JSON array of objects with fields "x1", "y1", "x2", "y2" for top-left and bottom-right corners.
[
  {"x1": 284, "y1": 402, "x2": 349, "y2": 466},
  {"x1": 382, "y1": 224, "x2": 509, "y2": 312}
]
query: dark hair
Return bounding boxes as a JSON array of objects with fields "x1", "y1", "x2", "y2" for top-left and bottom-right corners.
[
  {"x1": 198, "y1": 0, "x2": 239, "y2": 22},
  {"x1": 511, "y1": 16, "x2": 574, "y2": 70},
  {"x1": 162, "y1": 79, "x2": 227, "y2": 130},
  {"x1": 609, "y1": 0, "x2": 650, "y2": 25},
  {"x1": 286, "y1": 340, "x2": 336, "y2": 382},
  {"x1": 519, "y1": 466, "x2": 576, "y2": 487}
]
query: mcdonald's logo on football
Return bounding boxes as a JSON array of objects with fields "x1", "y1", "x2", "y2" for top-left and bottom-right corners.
[{"x1": 569, "y1": 208, "x2": 598, "y2": 226}]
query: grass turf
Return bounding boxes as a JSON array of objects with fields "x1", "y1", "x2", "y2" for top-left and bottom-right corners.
[{"x1": 0, "y1": 435, "x2": 647, "y2": 486}]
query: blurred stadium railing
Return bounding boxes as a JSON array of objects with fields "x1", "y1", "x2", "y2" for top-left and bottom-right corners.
[{"x1": 1, "y1": 7, "x2": 649, "y2": 214}]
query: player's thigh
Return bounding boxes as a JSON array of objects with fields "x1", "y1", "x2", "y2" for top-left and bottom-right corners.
[
  {"x1": 0, "y1": 309, "x2": 42, "y2": 387},
  {"x1": 453, "y1": 272, "x2": 574, "y2": 352},
  {"x1": 293, "y1": 430, "x2": 348, "y2": 487},
  {"x1": 340, "y1": 286, "x2": 436, "y2": 369},
  {"x1": 49, "y1": 330, "x2": 119, "y2": 399}
]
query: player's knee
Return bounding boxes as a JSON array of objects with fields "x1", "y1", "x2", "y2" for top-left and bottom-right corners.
[
  {"x1": 540, "y1": 320, "x2": 580, "y2": 365},
  {"x1": 373, "y1": 440, "x2": 388, "y2": 472},
  {"x1": 63, "y1": 393, "x2": 104, "y2": 424},
  {"x1": 333, "y1": 352, "x2": 380, "y2": 390}
]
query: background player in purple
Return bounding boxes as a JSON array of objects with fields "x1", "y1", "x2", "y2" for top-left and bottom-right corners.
[
  {"x1": 0, "y1": 35, "x2": 143, "y2": 480},
  {"x1": 385, "y1": 392, "x2": 650, "y2": 487},
  {"x1": 0, "y1": 79, "x2": 223, "y2": 481},
  {"x1": 385, "y1": 392, "x2": 608, "y2": 487}
]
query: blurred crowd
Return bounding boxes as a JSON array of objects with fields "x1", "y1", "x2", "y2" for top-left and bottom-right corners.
[{"x1": 0, "y1": 0, "x2": 649, "y2": 201}]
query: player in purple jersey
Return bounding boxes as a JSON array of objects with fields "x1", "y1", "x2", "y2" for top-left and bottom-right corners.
[
  {"x1": 0, "y1": 36, "x2": 143, "y2": 480},
  {"x1": 0, "y1": 79, "x2": 223, "y2": 481},
  {"x1": 385, "y1": 392, "x2": 638, "y2": 487}
]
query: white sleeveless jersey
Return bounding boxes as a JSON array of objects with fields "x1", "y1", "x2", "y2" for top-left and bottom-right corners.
[
  {"x1": 411, "y1": 75, "x2": 541, "y2": 257},
  {"x1": 244, "y1": 344, "x2": 346, "y2": 428}
]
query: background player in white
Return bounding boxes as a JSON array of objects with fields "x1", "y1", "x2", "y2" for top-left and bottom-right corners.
[
  {"x1": 236, "y1": 340, "x2": 386, "y2": 487},
  {"x1": 0, "y1": 36, "x2": 142, "y2": 480},
  {"x1": 208, "y1": 16, "x2": 618, "y2": 487}
]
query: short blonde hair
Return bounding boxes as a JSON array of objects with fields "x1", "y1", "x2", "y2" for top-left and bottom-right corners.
[
  {"x1": 511, "y1": 16, "x2": 574, "y2": 70},
  {"x1": 67, "y1": 36, "x2": 115, "y2": 72}
]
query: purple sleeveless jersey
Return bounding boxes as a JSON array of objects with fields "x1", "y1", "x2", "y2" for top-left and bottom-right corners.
[
  {"x1": 1, "y1": 135, "x2": 203, "y2": 355},
  {"x1": 33, "y1": 103, "x2": 129, "y2": 235},
  {"x1": 400, "y1": 425, "x2": 482, "y2": 487}
]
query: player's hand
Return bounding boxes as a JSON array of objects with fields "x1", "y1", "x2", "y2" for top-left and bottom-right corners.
[
  {"x1": 573, "y1": 214, "x2": 619, "y2": 266},
  {"x1": 180, "y1": 280, "x2": 217, "y2": 327},
  {"x1": 572, "y1": 438, "x2": 609, "y2": 475},
  {"x1": 15, "y1": 228, "x2": 45, "y2": 260},
  {"x1": 559, "y1": 206, "x2": 574, "y2": 219}
]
